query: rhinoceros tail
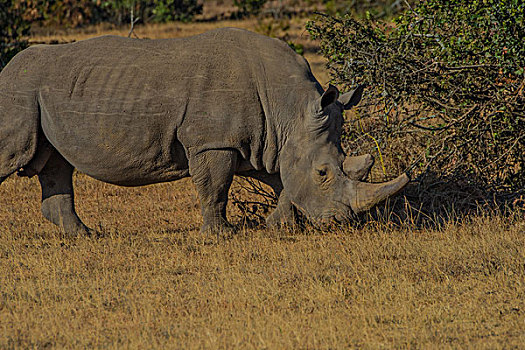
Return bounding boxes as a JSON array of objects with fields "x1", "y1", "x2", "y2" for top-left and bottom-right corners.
[{"x1": 0, "y1": 51, "x2": 40, "y2": 179}]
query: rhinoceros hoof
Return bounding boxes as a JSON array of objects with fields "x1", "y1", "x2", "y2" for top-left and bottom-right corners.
[
  {"x1": 200, "y1": 221, "x2": 236, "y2": 236},
  {"x1": 63, "y1": 224, "x2": 93, "y2": 238},
  {"x1": 197, "y1": 224, "x2": 236, "y2": 245},
  {"x1": 266, "y1": 211, "x2": 296, "y2": 229}
]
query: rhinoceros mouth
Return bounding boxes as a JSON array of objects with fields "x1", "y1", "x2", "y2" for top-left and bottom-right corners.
[
  {"x1": 300, "y1": 202, "x2": 354, "y2": 226},
  {"x1": 331, "y1": 200, "x2": 355, "y2": 223}
]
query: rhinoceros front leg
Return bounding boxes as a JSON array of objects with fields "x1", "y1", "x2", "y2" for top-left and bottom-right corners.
[
  {"x1": 190, "y1": 149, "x2": 237, "y2": 233},
  {"x1": 266, "y1": 190, "x2": 297, "y2": 228},
  {"x1": 38, "y1": 151, "x2": 90, "y2": 237}
]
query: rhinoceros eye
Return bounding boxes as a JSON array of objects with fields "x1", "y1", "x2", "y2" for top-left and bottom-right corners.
[
  {"x1": 314, "y1": 164, "x2": 334, "y2": 189},
  {"x1": 315, "y1": 164, "x2": 331, "y2": 180}
]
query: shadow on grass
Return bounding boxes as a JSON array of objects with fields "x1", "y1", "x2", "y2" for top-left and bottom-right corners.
[{"x1": 231, "y1": 172, "x2": 524, "y2": 233}]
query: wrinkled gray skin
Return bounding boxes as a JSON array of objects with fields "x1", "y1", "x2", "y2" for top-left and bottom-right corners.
[{"x1": 0, "y1": 28, "x2": 408, "y2": 236}]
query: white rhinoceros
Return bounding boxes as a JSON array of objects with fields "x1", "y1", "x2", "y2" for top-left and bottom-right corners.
[{"x1": 0, "y1": 28, "x2": 408, "y2": 235}]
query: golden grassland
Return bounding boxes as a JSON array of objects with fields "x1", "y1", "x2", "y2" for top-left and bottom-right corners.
[
  {"x1": 1, "y1": 175, "x2": 524, "y2": 348},
  {"x1": 1, "y1": 19, "x2": 524, "y2": 348}
]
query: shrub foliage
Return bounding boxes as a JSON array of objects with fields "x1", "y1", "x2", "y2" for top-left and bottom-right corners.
[
  {"x1": 307, "y1": 0, "x2": 524, "y2": 204},
  {"x1": 319, "y1": 0, "x2": 410, "y2": 17},
  {"x1": 21, "y1": 0, "x2": 99, "y2": 27},
  {"x1": 0, "y1": 1, "x2": 30, "y2": 70},
  {"x1": 14, "y1": 0, "x2": 202, "y2": 27},
  {"x1": 151, "y1": 0, "x2": 203, "y2": 22},
  {"x1": 233, "y1": 0, "x2": 267, "y2": 17}
]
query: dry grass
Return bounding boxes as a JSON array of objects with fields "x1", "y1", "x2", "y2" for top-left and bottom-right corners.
[
  {"x1": 1, "y1": 19, "x2": 524, "y2": 349},
  {"x1": 1, "y1": 175, "x2": 524, "y2": 348}
]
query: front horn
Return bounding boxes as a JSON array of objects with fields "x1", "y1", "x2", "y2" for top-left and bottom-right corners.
[{"x1": 347, "y1": 173, "x2": 410, "y2": 214}]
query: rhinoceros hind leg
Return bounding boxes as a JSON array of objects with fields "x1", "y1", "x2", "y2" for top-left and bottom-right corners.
[
  {"x1": 190, "y1": 149, "x2": 237, "y2": 233},
  {"x1": 38, "y1": 151, "x2": 90, "y2": 237}
]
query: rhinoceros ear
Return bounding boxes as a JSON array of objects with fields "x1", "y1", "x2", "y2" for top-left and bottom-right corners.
[
  {"x1": 339, "y1": 84, "x2": 365, "y2": 110},
  {"x1": 320, "y1": 84, "x2": 340, "y2": 110}
]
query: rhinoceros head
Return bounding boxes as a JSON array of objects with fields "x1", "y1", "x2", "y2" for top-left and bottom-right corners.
[{"x1": 280, "y1": 84, "x2": 409, "y2": 223}]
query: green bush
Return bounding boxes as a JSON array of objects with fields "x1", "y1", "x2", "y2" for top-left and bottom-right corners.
[
  {"x1": 152, "y1": 0, "x2": 202, "y2": 22},
  {"x1": 97, "y1": 0, "x2": 202, "y2": 24},
  {"x1": 96, "y1": 0, "x2": 136, "y2": 25},
  {"x1": 0, "y1": 1, "x2": 29, "y2": 70},
  {"x1": 16, "y1": 0, "x2": 202, "y2": 27},
  {"x1": 307, "y1": 0, "x2": 524, "y2": 207},
  {"x1": 17, "y1": 0, "x2": 99, "y2": 27},
  {"x1": 234, "y1": 0, "x2": 267, "y2": 17},
  {"x1": 319, "y1": 0, "x2": 409, "y2": 17}
]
